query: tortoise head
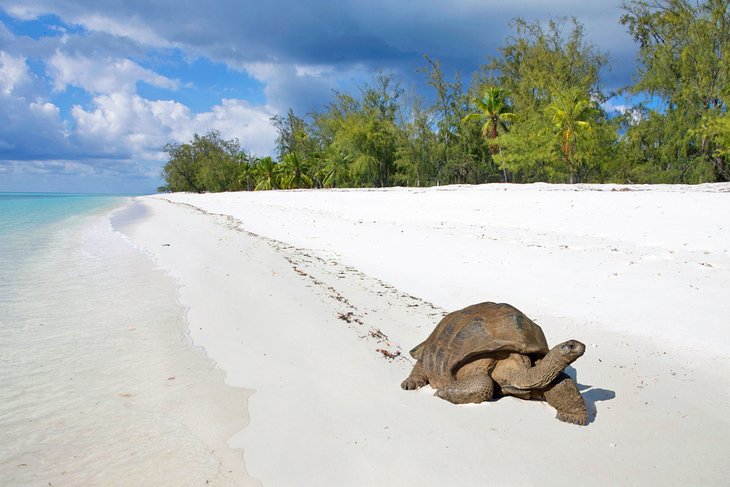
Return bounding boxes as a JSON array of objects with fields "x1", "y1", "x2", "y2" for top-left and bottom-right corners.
[{"x1": 555, "y1": 340, "x2": 586, "y2": 365}]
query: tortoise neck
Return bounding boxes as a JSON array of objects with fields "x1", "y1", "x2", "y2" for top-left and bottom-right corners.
[{"x1": 507, "y1": 349, "x2": 571, "y2": 390}]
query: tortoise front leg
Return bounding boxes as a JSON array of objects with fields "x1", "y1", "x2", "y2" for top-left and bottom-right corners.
[
  {"x1": 435, "y1": 375, "x2": 494, "y2": 404},
  {"x1": 542, "y1": 372, "x2": 588, "y2": 425},
  {"x1": 401, "y1": 360, "x2": 429, "y2": 390}
]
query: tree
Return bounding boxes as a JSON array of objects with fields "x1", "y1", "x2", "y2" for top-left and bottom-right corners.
[
  {"x1": 394, "y1": 93, "x2": 439, "y2": 186},
  {"x1": 421, "y1": 56, "x2": 457, "y2": 182},
  {"x1": 322, "y1": 149, "x2": 353, "y2": 188},
  {"x1": 698, "y1": 112, "x2": 730, "y2": 164},
  {"x1": 494, "y1": 18, "x2": 607, "y2": 109},
  {"x1": 420, "y1": 56, "x2": 484, "y2": 184},
  {"x1": 615, "y1": 107, "x2": 710, "y2": 182},
  {"x1": 254, "y1": 156, "x2": 279, "y2": 190},
  {"x1": 237, "y1": 155, "x2": 258, "y2": 191},
  {"x1": 359, "y1": 72, "x2": 403, "y2": 187},
  {"x1": 271, "y1": 109, "x2": 312, "y2": 160},
  {"x1": 160, "y1": 130, "x2": 243, "y2": 192},
  {"x1": 488, "y1": 18, "x2": 615, "y2": 183},
  {"x1": 546, "y1": 88, "x2": 597, "y2": 183},
  {"x1": 464, "y1": 87, "x2": 515, "y2": 141},
  {"x1": 463, "y1": 86, "x2": 515, "y2": 181},
  {"x1": 621, "y1": 0, "x2": 730, "y2": 181},
  {"x1": 313, "y1": 73, "x2": 404, "y2": 188},
  {"x1": 161, "y1": 141, "x2": 204, "y2": 193},
  {"x1": 192, "y1": 132, "x2": 242, "y2": 192},
  {"x1": 278, "y1": 152, "x2": 314, "y2": 189}
]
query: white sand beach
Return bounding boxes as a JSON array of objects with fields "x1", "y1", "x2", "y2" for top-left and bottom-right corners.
[{"x1": 119, "y1": 183, "x2": 730, "y2": 486}]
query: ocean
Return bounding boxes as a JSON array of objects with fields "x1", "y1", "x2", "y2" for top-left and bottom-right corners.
[{"x1": 0, "y1": 193, "x2": 248, "y2": 486}]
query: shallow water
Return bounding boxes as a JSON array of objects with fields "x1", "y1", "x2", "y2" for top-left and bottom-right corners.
[{"x1": 0, "y1": 195, "x2": 250, "y2": 486}]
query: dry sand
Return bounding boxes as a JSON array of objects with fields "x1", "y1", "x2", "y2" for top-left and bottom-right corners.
[{"x1": 120, "y1": 183, "x2": 730, "y2": 486}]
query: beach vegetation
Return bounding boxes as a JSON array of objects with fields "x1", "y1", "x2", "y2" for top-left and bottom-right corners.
[
  {"x1": 463, "y1": 86, "x2": 515, "y2": 147},
  {"x1": 161, "y1": 131, "x2": 249, "y2": 193},
  {"x1": 619, "y1": 0, "x2": 730, "y2": 182},
  {"x1": 487, "y1": 18, "x2": 614, "y2": 184},
  {"x1": 253, "y1": 156, "x2": 279, "y2": 191},
  {"x1": 277, "y1": 152, "x2": 314, "y2": 189},
  {"x1": 159, "y1": 1, "x2": 730, "y2": 192}
]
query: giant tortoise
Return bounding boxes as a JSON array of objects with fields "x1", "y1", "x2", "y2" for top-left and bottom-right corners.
[{"x1": 401, "y1": 302, "x2": 589, "y2": 425}]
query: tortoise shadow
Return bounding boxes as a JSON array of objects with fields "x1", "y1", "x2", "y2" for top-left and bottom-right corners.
[{"x1": 565, "y1": 365, "x2": 616, "y2": 425}]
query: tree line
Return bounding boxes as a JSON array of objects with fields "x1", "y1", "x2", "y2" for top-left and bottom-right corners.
[{"x1": 159, "y1": 0, "x2": 730, "y2": 193}]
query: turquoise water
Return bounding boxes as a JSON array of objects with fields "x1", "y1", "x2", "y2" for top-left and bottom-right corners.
[
  {"x1": 0, "y1": 192, "x2": 123, "y2": 235},
  {"x1": 0, "y1": 193, "x2": 124, "y2": 306},
  {"x1": 0, "y1": 193, "x2": 248, "y2": 485}
]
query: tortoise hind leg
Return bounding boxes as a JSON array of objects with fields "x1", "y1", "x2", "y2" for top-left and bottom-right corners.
[
  {"x1": 435, "y1": 375, "x2": 494, "y2": 404},
  {"x1": 401, "y1": 360, "x2": 429, "y2": 390},
  {"x1": 542, "y1": 372, "x2": 588, "y2": 425}
]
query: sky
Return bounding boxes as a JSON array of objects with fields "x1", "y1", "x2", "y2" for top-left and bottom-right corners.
[{"x1": 0, "y1": 0, "x2": 638, "y2": 194}]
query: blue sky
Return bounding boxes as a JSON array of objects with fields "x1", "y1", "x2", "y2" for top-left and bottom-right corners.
[{"x1": 0, "y1": 0, "x2": 638, "y2": 194}]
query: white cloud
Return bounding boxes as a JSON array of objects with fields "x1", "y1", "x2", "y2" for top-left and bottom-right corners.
[
  {"x1": 0, "y1": 50, "x2": 30, "y2": 94},
  {"x1": 76, "y1": 13, "x2": 170, "y2": 48},
  {"x1": 601, "y1": 100, "x2": 645, "y2": 124},
  {"x1": 0, "y1": 2, "x2": 43, "y2": 20},
  {"x1": 0, "y1": 50, "x2": 71, "y2": 159},
  {"x1": 294, "y1": 64, "x2": 335, "y2": 78},
  {"x1": 29, "y1": 99, "x2": 61, "y2": 119},
  {"x1": 71, "y1": 93, "x2": 163, "y2": 154},
  {"x1": 1, "y1": 30, "x2": 277, "y2": 182},
  {"x1": 48, "y1": 52, "x2": 179, "y2": 94},
  {"x1": 70, "y1": 92, "x2": 277, "y2": 158},
  {"x1": 193, "y1": 98, "x2": 278, "y2": 156}
]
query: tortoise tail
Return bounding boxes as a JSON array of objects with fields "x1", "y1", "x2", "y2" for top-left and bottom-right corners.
[{"x1": 409, "y1": 341, "x2": 426, "y2": 360}]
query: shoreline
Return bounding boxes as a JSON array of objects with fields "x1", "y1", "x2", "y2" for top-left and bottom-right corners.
[
  {"x1": 112, "y1": 200, "x2": 260, "y2": 487},
  {"x1": 120, "y1": 184, "x2": 730, "y2": 486},
  {"x1": 1, "y1": 198, "x2": 254, "y2": 486}
]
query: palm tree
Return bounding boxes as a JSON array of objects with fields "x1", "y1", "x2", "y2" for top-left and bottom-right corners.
[
  {"x1": 546, "y1": 88, "x2": 595, "y2": 183},
  {"x1": 463, "y1": 86, "x2": 515, "y2": 181},
  {"x1": 236, "y1": 155, "x2": 257, "y2": 191},
  {"x1": 278, "y1": 152, "x2": 314, "y2": 189},
  {"x1": 254, "y1": 156, "x2": 279, "y2": 190},
  {"x1": 322, "y1": 150, "x2": 352, "y2": 188}
]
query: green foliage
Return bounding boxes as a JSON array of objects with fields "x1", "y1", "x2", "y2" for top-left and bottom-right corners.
[
  {"x1": 420, "y1": 56, "x2": 502, "y2": 184},
  {"x1": 394, "y1": 95, "x2": 439, "y2": 186},
  {"x1": 159, "y1": 7, "x2": 730, "y2": 193},
  {"x1": 161, "y1": 141, "x2": 202, "y2": 193},
  {"x1": 161, "y1": 130, "x2": 245, "y2": 193},
  {"x1": 322, "y1": 149, "x2": 353, "y2": 188},
  {"x1": 620, "y1": 0, "x2": 730, "y2": 181},
  {"x1": 698, "y1": 112, "x2": 730, "y2": 160},
  {"x1": 545, "y1": 88, "x2": 599, "y2": 183},
  {"x1": 463, "y1": 87, "x2": 515, "y2": 141},
  {"x1": 253, "y1": 156, "x2": 278, "y2": 191},
  {"x1": 488, "y1": 18, "x2": 615, "y2": 183},
  {"x1": 494, "y1": 18, "x2": 607, "y2": 109},
  {"x1": 618, "y1": 108, "x2": 716, "y2": 183},
  {"x1": 237, "y1": 158, "x2": 258, "y2": 191},
  {"x1": 461, "y1": 86, "x2": 515, "y2": 182},
  {"x1": 271, "y1": 109, "x2": 320, "y2": 162},
  {"x1": 278, "y1": 152, "x2": 314, "y2": 189},
  {"x1": 312, "y1": 73, "x2": 403, "y2": 188}
]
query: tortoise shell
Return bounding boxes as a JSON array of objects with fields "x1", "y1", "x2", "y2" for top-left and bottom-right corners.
[{"x1": 411, "y1": 302, "x2": 549, "y2": 385}]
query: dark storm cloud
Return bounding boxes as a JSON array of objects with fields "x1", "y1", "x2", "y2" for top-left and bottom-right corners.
[{"x1": 2, "y1": 0, "x2": 637, "y2": 88}]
